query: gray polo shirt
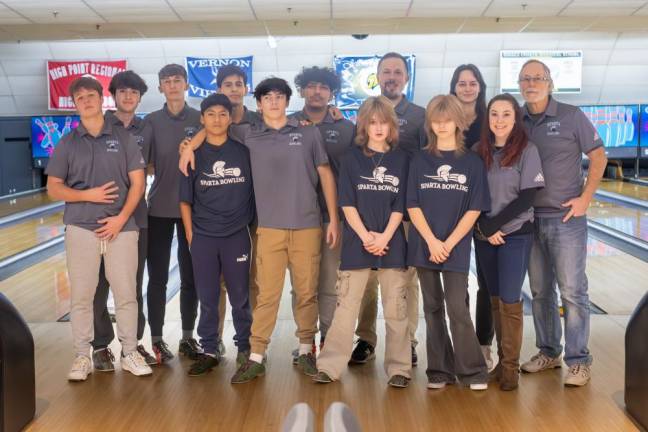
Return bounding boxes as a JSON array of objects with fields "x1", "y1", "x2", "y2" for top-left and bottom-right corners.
[
  {"x1": 231, "y1": 117, "x2": 329, "y2": 229},
  {"x1": 522, "y1": 97, "x2": 603, "y2": 218},
  {"x1": 146, "y1": 103, "x2": 201, "y2": 218},
  {"x1": 485, "y1": 143, "x2": 545, "y2": 234},
  {"x1": 394, "y1": 97, "x2": 427, "y2": 156},
  {"x1": 105, "y1": 111, "x2": 152, "y2": 229},
  {"x1": 239, "y1": 107, "x2": 262, "y2": 126},
  {"x1": 290, "y1": 110, "x2": 354, "y2": 223},
  {"x1": 45, "y1": 120, "x2": 145, "y2": 232}
]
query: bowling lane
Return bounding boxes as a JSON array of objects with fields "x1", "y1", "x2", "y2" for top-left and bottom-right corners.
[
  {"x1": 0, "y1": 211, "x2": 64, "y2": 261},
  {"x1": 598, "y1": 180, "x2": 648, "y2": 201},
  {"x1": 587, "y1": 199, "x2": 648, "y2": 242},
  {"x1": 0, "y1": 190, "x2": 58, "y2": 218}
]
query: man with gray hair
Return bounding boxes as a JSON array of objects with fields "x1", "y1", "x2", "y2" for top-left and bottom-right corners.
[{"x1": 517, "y1": 59, "x2": 607, "y2": 386}]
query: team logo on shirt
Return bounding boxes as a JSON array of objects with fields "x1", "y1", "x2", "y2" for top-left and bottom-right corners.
[
  {"x1": 421, "y1": 165, "x2": 468, "y2": 192},
  {"x1": 200, "y1": 161, "x2": 245, "y2": 186},
  {"x1": 236, "y1": 254, "x2": 249, "y2": 262},
  {"x1": 358, "y1": 166, "x2": 400, "y2": 193},
  {"x1": 546, "y1": 121, "x2": 560, "y2": 136},
  {"x1": 325, "y1": 130, "x2": 340, "y2": 143},
  {"x1": 534, "y1": 172, "x2": 545, "y2": 183},
  {"x1": 106, "y1": 139, "x2": 120, "y2": 152},
  {"x1": 133, "y1": 135, "x2": 145, "y2": 151},
  {"x1": 184, "y1": 127, "x2": 198, "y2": 138},
  {"x1": 289, "y1": 132, "x2": 303, "y2": 146}
]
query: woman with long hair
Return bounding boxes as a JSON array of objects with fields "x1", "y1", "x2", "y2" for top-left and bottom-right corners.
[
  {"x1": 314, "y1": 96, "x2": 411, "y2": 388},
  {"x1": 474, "y1": 93, "x2": 545, "y2": 390},
  {"x1": 449, "y1": 64, "x2": 495, "y2": 368},
  {"x1": 407, "y1": 94, "x2": 491, "y2": 390}
]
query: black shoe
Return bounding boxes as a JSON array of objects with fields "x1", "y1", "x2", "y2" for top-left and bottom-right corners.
[
  {"x1": 411, "y1": 345, "x2": 418, "y2": 367},
  {"x1": 179, "y1": 338, "x2": 203, "y2": 360},
  {"x1": 137, "y1": 344, "x2": 157, "y2": 366},
  {"x1": 92, "y1": 347, "x2": 115, "y2": 372},
  {"x1": 349, "y1": 339, "x2": 375, "y2": 364},
  {"x1": 152, "y1": 340, "x2": 174, "y2": 364},
  {"x1": 188, "y1": 354, "x2": 220, "y2": 376}
]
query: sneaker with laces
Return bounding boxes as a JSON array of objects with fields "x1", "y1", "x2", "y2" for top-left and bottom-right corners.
[
  {"x1": 152, "y1": 340, "x2": 174, "y2": 364},
  {"x1": 481, "y1": 345, "x2": 494, "y2": 371},
  {"x1": 349, "y1": 340, "x2": 375, "y2": 364},
  {"x1": 292, "y1": 343, "x2": 317, "y2": 365},
  {"x1": 92, "y1": 347, "x2": 115, "y2": 372},
  {"x1": 296, "y1": 353, "x2": 318, "y2": 377},
  {"x1": 564, "y1": 363, "x2": 591, "y2": 387},
  {"x1": 137, "y1": 345, "x2": 157, "y2": 366},
  {"x1": 388, "y1": 375, "x2": 410, "y2": 388},
  {"x1": 179, "y1": 338, "x2": 203, "y2": 360},
  {"x1": 236, "y1": 350, "x2": 250, "y2": 368},
  {"x1": 188, "y1": 354, "x2": 220, "y2": 376},
  {"x1": 231, "y1": 359, "x2": 266, "y2": 384},
  {"x1": 68, "y1": 355, "x2": 92, "y2": 382},
  {"x1": 313, "y1": 371, "x2": 333, "y2": 384},
  {"x1": 427, "y1": 376, "x2": 448, "y2": 390},
  {"x1": 521, "y1": 352, "x2": 562, "y2": 373},
  {"x1": 121, "y1": 351, "x2": 153, "y2": 377}
]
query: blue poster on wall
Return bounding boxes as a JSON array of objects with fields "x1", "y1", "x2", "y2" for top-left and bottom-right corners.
[
  {"x1": 334, "y1": 55, "x2": 416, "y2": 109},
  {"x1": 186, "y1": 56, "x2": 253, "y2": 98}
]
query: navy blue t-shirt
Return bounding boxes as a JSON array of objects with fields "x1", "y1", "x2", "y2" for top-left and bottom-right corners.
[
  {"x1": 338, "y1": 146, "x2": 408, "y2": 270},
  {"x1": 406, "y1": 149, "x2": 490, "y2": 273},
  {"x1": 179, "y1": 138, "x2": 255, "y2": 237}
]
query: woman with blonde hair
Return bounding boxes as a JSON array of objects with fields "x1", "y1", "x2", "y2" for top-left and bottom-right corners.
[
  {"x1": 314, "y1": 96, "x2": 411, "y2": 388},
  {"x1": 406, "y1": 94, "x2": 491, "y2": 390}
]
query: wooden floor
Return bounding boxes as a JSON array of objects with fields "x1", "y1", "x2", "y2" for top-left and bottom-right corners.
[
  {"x1": 22, "y1": 314, "x2": 641, "y2": 432},
  {"x1": 589, "y1": 199, "x2": 648, "y2": 242},
  {"x1": 599, "y1": 180, "x2": 648, "y2": 201},
  {"x1": 0, "y1": 211, "x2": 63, "y2": 260},
  {"x1": 0, "y1": 191, "x2": 56, "y2": 218}
]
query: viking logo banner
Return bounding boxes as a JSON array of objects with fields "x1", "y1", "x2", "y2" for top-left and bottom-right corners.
[
  {"x1": 334, "y1": 55, "x2": 416, "y2": 109},
  {"x1": 186, "y1": 56, "x2": 253, "y2": 98},
  {"x1": 47, "y1": 60, "x2": 127, "y2": 111}
]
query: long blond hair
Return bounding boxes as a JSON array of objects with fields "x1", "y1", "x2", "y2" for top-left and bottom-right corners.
[
  {"x1": 424, "y1": 94, "x2": 469, "y2": 157},
  {"x1": 355, "y1": 96, "x2": 399, "y2": 155}
]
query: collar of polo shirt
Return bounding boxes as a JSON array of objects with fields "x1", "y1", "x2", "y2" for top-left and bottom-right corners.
[
  {"x1": 259, "y1": 115, "x2": 299, "y2": 132},
  {"x1": 523, "y1": 95, "x2": 559, "y2": 121},
  {"x1": 296, "y1": 109, "x2": 335, "y2": 124},
  {"x1": 76, "y1": 119, "x2": 113, "y2": 137},
  {"x1": 394, "y1": 96, "x2": 410, "y2": 115},
  {"x1": 163, "y1": 102, "x2": 189, "y2": 120}
]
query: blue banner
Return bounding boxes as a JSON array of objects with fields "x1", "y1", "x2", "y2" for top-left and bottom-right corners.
[
  {"x1": 334, "y1": 55, "x2": 416, "y2": 109},
  {"x1": 186, "y1": 56, "x2": 253, "y2": 98}
]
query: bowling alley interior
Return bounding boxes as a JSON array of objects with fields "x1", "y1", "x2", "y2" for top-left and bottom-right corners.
[{"x1": 0, "y1": 1, "x2": 648, "y2": 431}]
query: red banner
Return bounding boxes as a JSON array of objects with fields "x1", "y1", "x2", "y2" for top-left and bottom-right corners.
[{"x1": 47, "y1": 60, "x2": 127, "y2": 111}]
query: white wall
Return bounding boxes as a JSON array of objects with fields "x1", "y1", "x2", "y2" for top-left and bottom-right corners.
[{"x1": 0, "y1": 31, "x2": 647, "y2": 116}]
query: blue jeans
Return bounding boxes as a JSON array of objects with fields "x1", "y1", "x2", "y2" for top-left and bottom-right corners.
[
  {"x1": 474, "y1": 232, "x2": 533, "y2": 304},
  {"x1": 528, "y1": 216, "x2": 592, "y2": 366}
]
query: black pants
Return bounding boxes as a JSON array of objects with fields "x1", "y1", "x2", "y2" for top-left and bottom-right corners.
[
  {"x1": 147, "y1": 216, "x2": 198, "y2": 337},
  {"x1": 474, "y1": 263, "x2": 494, "y2": 346},
  {"x1": 91, "y1": 229, "x2": 147, "y2": 349}
]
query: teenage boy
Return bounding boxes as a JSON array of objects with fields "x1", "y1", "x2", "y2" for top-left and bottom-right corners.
[
  {"x1": 290, "y1": 66, "x2": 379, "y2": 355},
  {"x1": 146, "y1": 64, "x2": 202, "y2": 363},
  {"x1": 353, "y1": 52, "x2": 425, "y2": 366},
  {"x1": 46, "y1": 77, "x2": 152, "y2": 381},
  {"x1": 179, "y1": 77, "x2": 339, "y2": 384},
  {"x1": 91, "y1": 70, "x2": 157, "y2": 370},
  {"x1": 179, "y1": 93, "x2": 254, "y2": 376}
]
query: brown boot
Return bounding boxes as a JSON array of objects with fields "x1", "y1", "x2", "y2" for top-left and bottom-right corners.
[
  {"x1": 488, "y1": 297, "x2": 502, "y2": 382},
  {"x1": 499, "y1": 300, "x2": 523, "y2": 391}
]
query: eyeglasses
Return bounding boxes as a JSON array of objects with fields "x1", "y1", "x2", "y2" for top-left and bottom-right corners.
[{"x1": 518, "y1": 76, "x2": 550, "y2": 84}]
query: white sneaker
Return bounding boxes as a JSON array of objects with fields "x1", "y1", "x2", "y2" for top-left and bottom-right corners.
[
  {"x1": 470, "y1": 382, "x2": 488, "y2": 391},
  {"x1": 481, "y1": 345, "x2": 494, "y2": 371},
  {"x1": 521, "y1": 352, "x2": 562, "y2": 373},
  {"x1": 564, "y1": 363, "x2": 591, "y2": 387},
  {"x1": 427, "y1": 378, "x2": 447, "y2": 389},
  {"x1": 121, "y1": 351, "x2": 153, "y2": 377},
  {"x1": 68, "y1": 355, "x2": 92, "y2": 382}
]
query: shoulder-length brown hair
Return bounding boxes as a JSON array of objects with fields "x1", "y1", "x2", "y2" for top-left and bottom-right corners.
[
  {"x1": 424, "y1": 94, "x2": 469, "y2": 157},
  {"x1": 476, "y1": 93, "x2": 528, "y2": 170},
  {"x1": 355, "y1": 96, "x2": 399, "y2": 155}
]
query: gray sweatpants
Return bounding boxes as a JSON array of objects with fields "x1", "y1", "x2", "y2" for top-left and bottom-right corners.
[
  {"x1": 418, "y1": 268, "x2": 488, "y2": 385},
  {"x1": 66, "y1": 225, "x2": 139, "y2": 357}
]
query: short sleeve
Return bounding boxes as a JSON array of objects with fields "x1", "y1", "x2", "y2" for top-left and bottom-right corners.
[
  {"x1": 468, "y1": 157, "x2": 491, "y2": 212},
  {"x1": 179, "y1": 167, "x2": 194, "y2": 205},
  {"x1": 392, "y1": 157, "x2": 407, "y2": 213},
  {"x1": 44, "y1": 137, "x2": 70, "y2": 179},
  {"x1": 574, "y1": 108, "x2": 604, "y2": 154},
  {"x1": 125, "y1": 134, "x2": 146, "y2": 172},
  {"x1": 519, "y1": 143, "x2": 545, "y2": 190},
  {"x1": 406, "y1": 158, "x2": 420, "y2": 209},
  {"x1": 337, "y1": 154, "x2": 356, "y2": 207},
  {"x1": 311, "y1": 128, "x2": 329, "y2": 167}
]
